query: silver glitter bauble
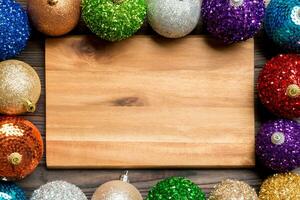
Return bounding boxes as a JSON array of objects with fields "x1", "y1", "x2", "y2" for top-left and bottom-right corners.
[
  {"x1": 147, "y1": 0, "x2": 201, "y2": 38},
  {"x1": 30, "y1": 181, "x2": 87, "y2": 200}
]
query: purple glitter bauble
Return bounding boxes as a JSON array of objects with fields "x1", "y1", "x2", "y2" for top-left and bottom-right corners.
[
  {"x1": 202, "y1": 0, "x2": 265, "y2": 44},
  {"x1": 256, "y1": 119, "x2": 300, "y2": 172}
]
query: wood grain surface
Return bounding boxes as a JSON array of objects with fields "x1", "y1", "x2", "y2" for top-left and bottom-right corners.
[
  {"x1": 46, "y1": 36, "x2": 254, "y2": 168},
  {"x1": 13, "y1": 0, "x2": 295, "y2": 199}
]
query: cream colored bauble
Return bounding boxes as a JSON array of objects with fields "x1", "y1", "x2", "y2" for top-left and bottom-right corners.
[{"x1": 92, "y1": 172, "x2": 142, "y2": 200}]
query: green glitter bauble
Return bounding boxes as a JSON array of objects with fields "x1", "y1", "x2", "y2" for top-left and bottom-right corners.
[
  {"x1": 146, "y1": 177, "x2": 206, "y2": 200},
  {"x1": 82, "y1": 0, "x2": 146, "y2": 41}
]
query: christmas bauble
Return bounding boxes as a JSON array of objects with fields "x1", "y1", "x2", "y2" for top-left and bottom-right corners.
[
  {"x1": 256, "y1": 119, "x2": 300, "y2": 172},
  {"x1": 0, "y1": 117, "x2": 43, "y2": 181},
  {"x1": 208, "y1": 179, "x2": 258, "y2": 200},
  {"x1": 265, "y1": 0, "x2": 300, "y2": 52},
  {"x1": 92, "y1": 171, "x2": 142, "y2": 200},
  {"x1": 257, "y1": 54, "x2": 300, "y2": 118},
  {"x1": 146, "y1": 177, "x2": 205, "y2": 200},
  {"x1": 0, "y1": 182, "x2": 26, "y2": 200},
  {"x1": 82, "y1": 0, "x2": 146, "y2": 41},
  {"x1": 259, "y1": 173, "x2": 300, "y2": 199},
  {"x1": 0, "y1": 0, "x2": 30, "y2": 60},
  {"x1": 31, "y1": 181, "x2": 87, "y2": 200},
  {"x1": 202, "y1": 0, "x2": 265, "y2": 44},
  {"x1": 147, "y1": 0, "x2": 201, "y2": 38},
  {"x1": 0, "y1": 60, "x2": 41, "y2": 115},
  {"x1": 27, "y1": 0, "x2": 81, "y2": 36}
]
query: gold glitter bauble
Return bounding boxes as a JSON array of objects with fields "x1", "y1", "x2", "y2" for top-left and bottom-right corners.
[
  {"x1": 0, "y1": 60, "x2": 41, "y2": 115},
  {"x1": 92, "y1": 172, "x2": 142, "y2": 200},
  {"x1": 259, "y1": 173, "x2": 300, "y2": 200},
  {"x1": 209, "y1": 179, "x2": 258, "y2": 200},
  {"x1": 27, "y1": 0, "x2": 81, "y2": 36}
]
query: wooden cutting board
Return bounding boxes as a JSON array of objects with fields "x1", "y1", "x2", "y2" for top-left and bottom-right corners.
[{"x1": 46, "y1": 35, "x2": 255, "y2": 168}]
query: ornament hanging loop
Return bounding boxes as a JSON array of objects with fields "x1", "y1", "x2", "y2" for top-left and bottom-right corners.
[
  {"x1": 48, "y1": 0, "x2": 58, "y2": 6},
  {"x1": 287, "y1": 84, "x2": 300, "y2": 98},
  {"x1": 120, "y1": 170, "x2": 129, "y2": 182},
  {"x1": 230, "y1": 0, "x2": 243, "y2": 7},
  {"x1": 271, "y1": 132, "x2": 285, "y2": 145},
  {"x1": 8, "y1": 152, "x2": 22, "y2": 165},
  {"x1": 24, "y1": 99, "x2": 36, "y2": 113},
  {"x1": 291, "y1": 6, "x2": 300, "y2": 26}
]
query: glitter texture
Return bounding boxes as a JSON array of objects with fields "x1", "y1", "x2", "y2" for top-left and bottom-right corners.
[
  {"x1": 147, "y1": 0, "x2": 201, "y2": 38},
  {"x1": 82, "y1": 0, "x2": 147, "y2": 42},
  {"x1": 0, "y1": 182, "x2": 26, "y2": 200},
  {"x1": 257, "y1": 54, "x2": 300, "y2": 119},
  {"x1": 0, "y1": 117, "x2": 43, "y2": 181},
  {"x1": 265, "y1": 0, "x2": 300, "y2": 53},
  {"x1": 201, "y1": 0, "x2": 265, "y2": 44},
  {"x1": 92, "y1": 180, "x2": 143, "y2": 200},
  {"x1": 0, "y1": 0, "x2": 30, "y2": 60},
  {"x1": 0, "y1": 60, "x2": 41, "y2": 115},
  {"x1": 208, "y1": 179, "x2": 258, "y2": 200},
  {"x1": 146, "y1": 177, "x2": 205, "y2": 200},
  {"x1": 31, "y1": 181, "x2": 87, "y2": 200},
  {"x1": 256, "y1": 119, "x2": 300, "y2": 172},
  {"x1": 28, "y1": 0, "x2": 81, "y2": 36},
  {"x1": 259, "y1": 173, "x2": 300, "y2": 200}
]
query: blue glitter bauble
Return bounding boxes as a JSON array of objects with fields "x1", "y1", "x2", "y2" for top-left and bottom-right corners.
[
  {"x1": 0, "y1": 182, "x2": 26, "y2": 200},
  {"x1": 202, "y1": 0, "x2": 265, "y2": 44},
  {"x1": 265, "y1": 0, "x2": 300, "y2": 53},
  {"x1": 0, "y1": 0, "x2": 30, "y2": 60}
]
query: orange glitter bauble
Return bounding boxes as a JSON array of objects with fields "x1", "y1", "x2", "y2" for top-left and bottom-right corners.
[{"x1": 0, "y1": 117, "x2": 43, "y2": 181}]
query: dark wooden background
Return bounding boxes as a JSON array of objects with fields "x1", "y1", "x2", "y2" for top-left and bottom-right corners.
[{"x1": 13, "y1": 0, "x2": 293, "y2": 199}]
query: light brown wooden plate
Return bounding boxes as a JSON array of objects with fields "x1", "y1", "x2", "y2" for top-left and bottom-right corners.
[{"x1": 46, "y1": 35, "x2": 255, "y2": 168}]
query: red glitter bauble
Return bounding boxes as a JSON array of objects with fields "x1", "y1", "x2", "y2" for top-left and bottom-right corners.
[
  {"x1": 258, "y1": 54, "x2": 300, "y2": 118},
  {"x1": 0, "y1": 117, "x2": 43, "y2": 181}
]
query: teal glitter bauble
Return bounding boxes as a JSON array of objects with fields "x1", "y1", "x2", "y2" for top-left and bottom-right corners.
[
  {"x1": 0, "y1": 182, "x2": 26, "y2": 200},
  {"x1": 265, "y1": 0, "x2": 300, "y2": 52},
  {"x1": 82, "y1": 0, "x2": 146, "y2": 42},
  {"x1": 146, "y1": 177, "x2": 206, "y2": 200}
]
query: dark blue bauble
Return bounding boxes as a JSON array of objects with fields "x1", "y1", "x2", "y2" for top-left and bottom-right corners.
[
  {"x1": 0, "y1": 182, "x2": 26, "y2": 200},
  {"x1": 265, "y1": 0, "x2": 300, "y2": 53},
  {"x1": 0, "y1": 0, "x2": 30, "y2": 60}
]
